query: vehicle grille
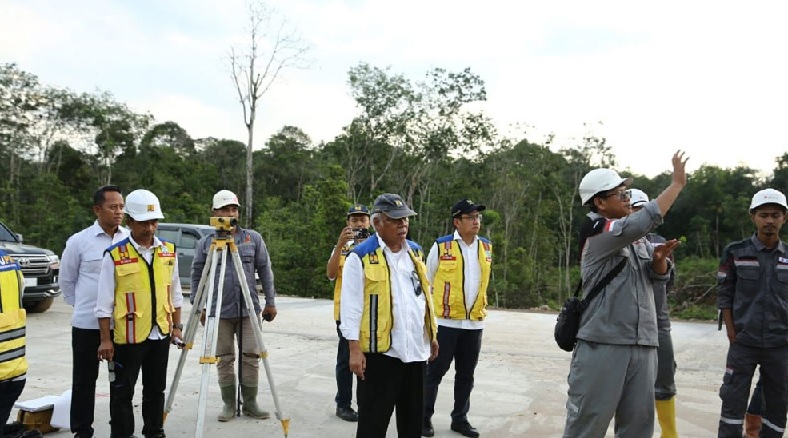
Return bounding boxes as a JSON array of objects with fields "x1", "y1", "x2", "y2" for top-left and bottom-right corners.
[{"x1": 7, "y1": 253, "x2": 51, "y2": 276}]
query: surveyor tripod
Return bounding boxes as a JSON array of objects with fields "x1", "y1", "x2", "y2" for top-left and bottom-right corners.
[{"x1": 163, "y1": 231, "x2": 290, "y2": 437}]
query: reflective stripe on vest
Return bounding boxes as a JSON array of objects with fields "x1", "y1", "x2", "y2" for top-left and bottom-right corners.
[
  {"x1": 0, "y1": 252, "x2": 27, "y2": 382},
  {"x1": 431, "y1": 236, "x2": 492, "y2": 321}
]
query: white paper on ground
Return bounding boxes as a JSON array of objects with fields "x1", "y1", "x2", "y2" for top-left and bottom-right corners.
[
  {"x1": 50, "y1": 389, "x2": 71, "y2": 429},
  {"x1": 13, "y1": 395, "x2": 59, "y2": 412}
]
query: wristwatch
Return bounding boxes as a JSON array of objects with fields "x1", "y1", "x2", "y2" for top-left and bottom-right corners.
[{"x1": 173, "y1": 323, "x2": 184, "y2": 330}]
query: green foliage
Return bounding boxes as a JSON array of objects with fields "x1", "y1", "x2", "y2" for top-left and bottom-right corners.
[{"x1": 2, "y1": 62, "x2": 787, "y2": 312}]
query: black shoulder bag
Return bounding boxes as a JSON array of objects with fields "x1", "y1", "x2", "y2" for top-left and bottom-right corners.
[{"x1": 553, "y1": 258, "x2": 627, "y2": 352}]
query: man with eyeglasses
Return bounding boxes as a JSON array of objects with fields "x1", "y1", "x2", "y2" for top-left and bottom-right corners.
[
  {"x1": 716, "y1": 188, "x2": 788, "y2": 438},
  {"x1": 421, "y1": 199, "x2": 490, "y2": 438},
  {"x1": 339, "y1": 193, "x2": 439, "y2": 438},
  {"x1": 562, "y1": 152, "x2": 688, "y2": 438}
]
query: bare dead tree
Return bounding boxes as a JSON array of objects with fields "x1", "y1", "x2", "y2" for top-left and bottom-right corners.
[{"x1": 229, "y1": 0, "x2": 309, "y2": 227}]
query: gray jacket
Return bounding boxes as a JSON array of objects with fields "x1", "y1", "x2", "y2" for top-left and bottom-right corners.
[
  {"x1": 577, "y1": 201, "x2": 671, "y2": 346},
  {"x1": 190, "y1": 227, "x2": 276, "y2": 318},
  {"x1": 646, "y1": 233, "x2": 675, "y2": 333},
  {"x1": 716, "y1": 235, "x2": 788, "y2": 348}
]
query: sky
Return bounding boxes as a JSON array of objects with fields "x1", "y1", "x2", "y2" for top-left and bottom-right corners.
[{"x1": 2, "y1": 0, "x2": 788, "y2": 178}]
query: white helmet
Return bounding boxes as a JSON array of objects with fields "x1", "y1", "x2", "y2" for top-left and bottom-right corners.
[
  {"x1": 749, "y1": 188, "x2": 787, "y2": 212},
  {"x1": 629, "y1": 188, "x2": 650, "y2": 208},
  {"x1": 578, "y1": 168, "x2": 633, "y2": 205},
  {"x1": 212, "y1": 189, "x2": 240, "y2": 210},
  {"x1": 124, "y1": 189, "x2": 164, "y2": 221}
]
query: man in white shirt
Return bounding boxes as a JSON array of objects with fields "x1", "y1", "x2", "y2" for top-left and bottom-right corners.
[
  {"x1": 95, "y1": 189, "x2": 183, "y2": 438},
  {"x1": 60, "y1": 185, "x2": 128, "y2": 438},
  {"x1": 340, "y1": 193, "x2": 439, "y2": 438},
  {"x1": 422, "y1": 199, "x2": 491, "y2": 438}
]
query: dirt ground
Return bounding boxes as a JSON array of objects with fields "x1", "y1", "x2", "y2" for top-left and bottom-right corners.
[{"x1": 16, "y1": 296, "x2": 730, "y2": 437}]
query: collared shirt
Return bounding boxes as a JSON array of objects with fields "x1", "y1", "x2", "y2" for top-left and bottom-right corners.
[
  {"x1": 426, "y1": 230, "x2": 484, "y2": 330},
  {"x1": 95, "y1": 234, "x2": 183, "y2": 340},
  {"x1": 60, "y1": 221, "x2": 128, "y2": 329},
  {"x1": 189, "y1": 227, "x2": 276, "y2": 318},
  {"x1": 577, "y1": 200, "x2": 670, "y2": 346},
  {"x1": 340, "y1": 234, "x2": 431, "y2": 363},
  {"x1": 717, "y1": 234, "x2": 788, "y2": 348}
]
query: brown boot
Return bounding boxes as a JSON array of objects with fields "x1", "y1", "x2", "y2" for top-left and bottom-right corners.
[{"x1": 745, "y1": 413, "x2": 762, "y2": 438}]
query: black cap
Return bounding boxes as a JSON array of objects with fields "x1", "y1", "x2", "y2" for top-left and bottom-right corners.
[
  {"x1": 347, "y1": 204, "x2": 370, "y2": 217},
  {"x1": 372, "y1": 193, "x2": 417, "y2": 219},
  {"x1": 451, "y1": 199, "x2": 486, "y2": 218}
]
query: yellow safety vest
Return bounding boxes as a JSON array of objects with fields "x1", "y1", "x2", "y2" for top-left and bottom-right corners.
[
  {"x1": 0, "y1": 251, "x2": 27, "y2": 382},
  {"x1": 333, "y1": 244, "x2": 352, "y2": 322},
  {"x1": 354, "y1": 238, "x2": 436, "y2": 353},
  {"x1": 107, "y1": 240, "x2": 176, "y2": 345},
  {"x1": 431, "y1": 235, "x2": 492, "y2": 321}
]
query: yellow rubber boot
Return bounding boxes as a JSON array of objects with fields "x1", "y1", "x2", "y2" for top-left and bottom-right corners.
[{"x1": 656, "y1": 398, "x2": 678, "y2": 438}]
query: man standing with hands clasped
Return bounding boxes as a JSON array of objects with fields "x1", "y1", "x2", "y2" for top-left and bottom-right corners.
[
  {"x1": 422, "y1": 199, "x2": 491, "y2": 438},
  {"x1": 61, "y1": 185, "x2": 128, "y2": 438},
  {"x1": 340, "y1": 193, "x2": 439, "y2": 438}
]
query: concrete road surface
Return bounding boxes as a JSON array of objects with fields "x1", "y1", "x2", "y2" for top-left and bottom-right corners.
[{"x1": 16, "y1": 297, "x2": 730, "y2": 437}]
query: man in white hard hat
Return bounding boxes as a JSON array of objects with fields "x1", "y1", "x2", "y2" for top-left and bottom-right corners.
[
  {"x1": 562, "y1": 152, "x2": 688, "y2": 438},
  {"x1": 716, "y1": 188, "x2": 788, "y2": 438},
  {"x1": 95, "y1": 189, "x2": 183, "y2": 438},
  {"x1": 190, "y1": 189, "x2": 277, "y2": 422},
  {"x1": 630, "y1": 188, "x2": 679, "y2": 438},
  {"x1": 60, "y1": 185, "x2": 128, "y2": 438}
]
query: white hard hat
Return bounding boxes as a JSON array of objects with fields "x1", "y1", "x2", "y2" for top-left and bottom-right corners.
[
  {"x1": 749, "y1": 188, "x2": 787, "y2": 212},
  {"x1": 629, "y1": 188, "x2": 650, "y2": 208},
  {"x1": 578, "y1": 168, "x2": 633, "y2": 205},
  {"x1": 212, "y1": 190, "x2": 240, "y2": 210},
  {"x1": 124, "y1": 189, "x2": 164, "y2": 221}
]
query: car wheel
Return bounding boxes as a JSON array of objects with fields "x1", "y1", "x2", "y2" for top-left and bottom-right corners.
[{"x1": 25, "y1": 296, "x2": 54, "y2": 313}]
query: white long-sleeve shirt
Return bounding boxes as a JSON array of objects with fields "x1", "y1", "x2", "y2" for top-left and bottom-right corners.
[
  {"x1": 95, "y1": 234, "x2": 183, "y2": 340},
  {"x1": 60, "y1": 221, "x2": 128, "y2": 329},
  {"x1": 339, "y1": 235, "x2": 430, "y2": 363},
  {"x1": 426, "y1": 231, "x2": 484, "y2": 330}
]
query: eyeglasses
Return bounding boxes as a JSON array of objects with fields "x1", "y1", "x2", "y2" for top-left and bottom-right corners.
[
  {"x1": 409, "y1": 271, "x2": 423, "y2": 296},
  {"x1": 460, "y1": 214, "x2": 483, "y2": 222},
  {"x1": 602, "y1": 190, "x2": 631, "y2": 201}
]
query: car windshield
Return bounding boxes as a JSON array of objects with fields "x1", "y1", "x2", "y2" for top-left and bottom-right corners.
[{"x1": 0, "y1": 224, "x2": 19, "y2": 242}]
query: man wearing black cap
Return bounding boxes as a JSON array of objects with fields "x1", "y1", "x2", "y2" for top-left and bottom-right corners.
[
  {"x1": 422, "y1": 199, "x2": 491, "y2": 438},
  {"x1": 326, "y1": 203, "x2": 371, "y2": 422},
  {"x1": 339, "y1": 193, "x2": 439, "y2": 438}
]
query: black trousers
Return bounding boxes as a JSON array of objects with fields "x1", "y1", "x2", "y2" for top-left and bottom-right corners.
[
  {"x1": 335, "y1": 321, "x2": 354, "y2": 409},
  {"x1": 110, "y1": 337, "x2": 170, "y2": 438},
  {"x1": 71, "y1": 327, "x2": 103, "y2": 436},
  {"x1": 0, "y1": 378, "x2": 25, "y2": 427},
  {"x1": 356, "y1": 354, "x2": 425, "y2": 438},
  {"x1": 424, "y1": 326, "x2": 483, "y2": 423},
  {"x1": 718, "y1": 343, "x2": 788, "y2": 438}
]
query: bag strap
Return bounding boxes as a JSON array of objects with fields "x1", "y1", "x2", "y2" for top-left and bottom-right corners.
[{"x1": 572, "y1": 257, "x2": 627, "y2": 307}]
